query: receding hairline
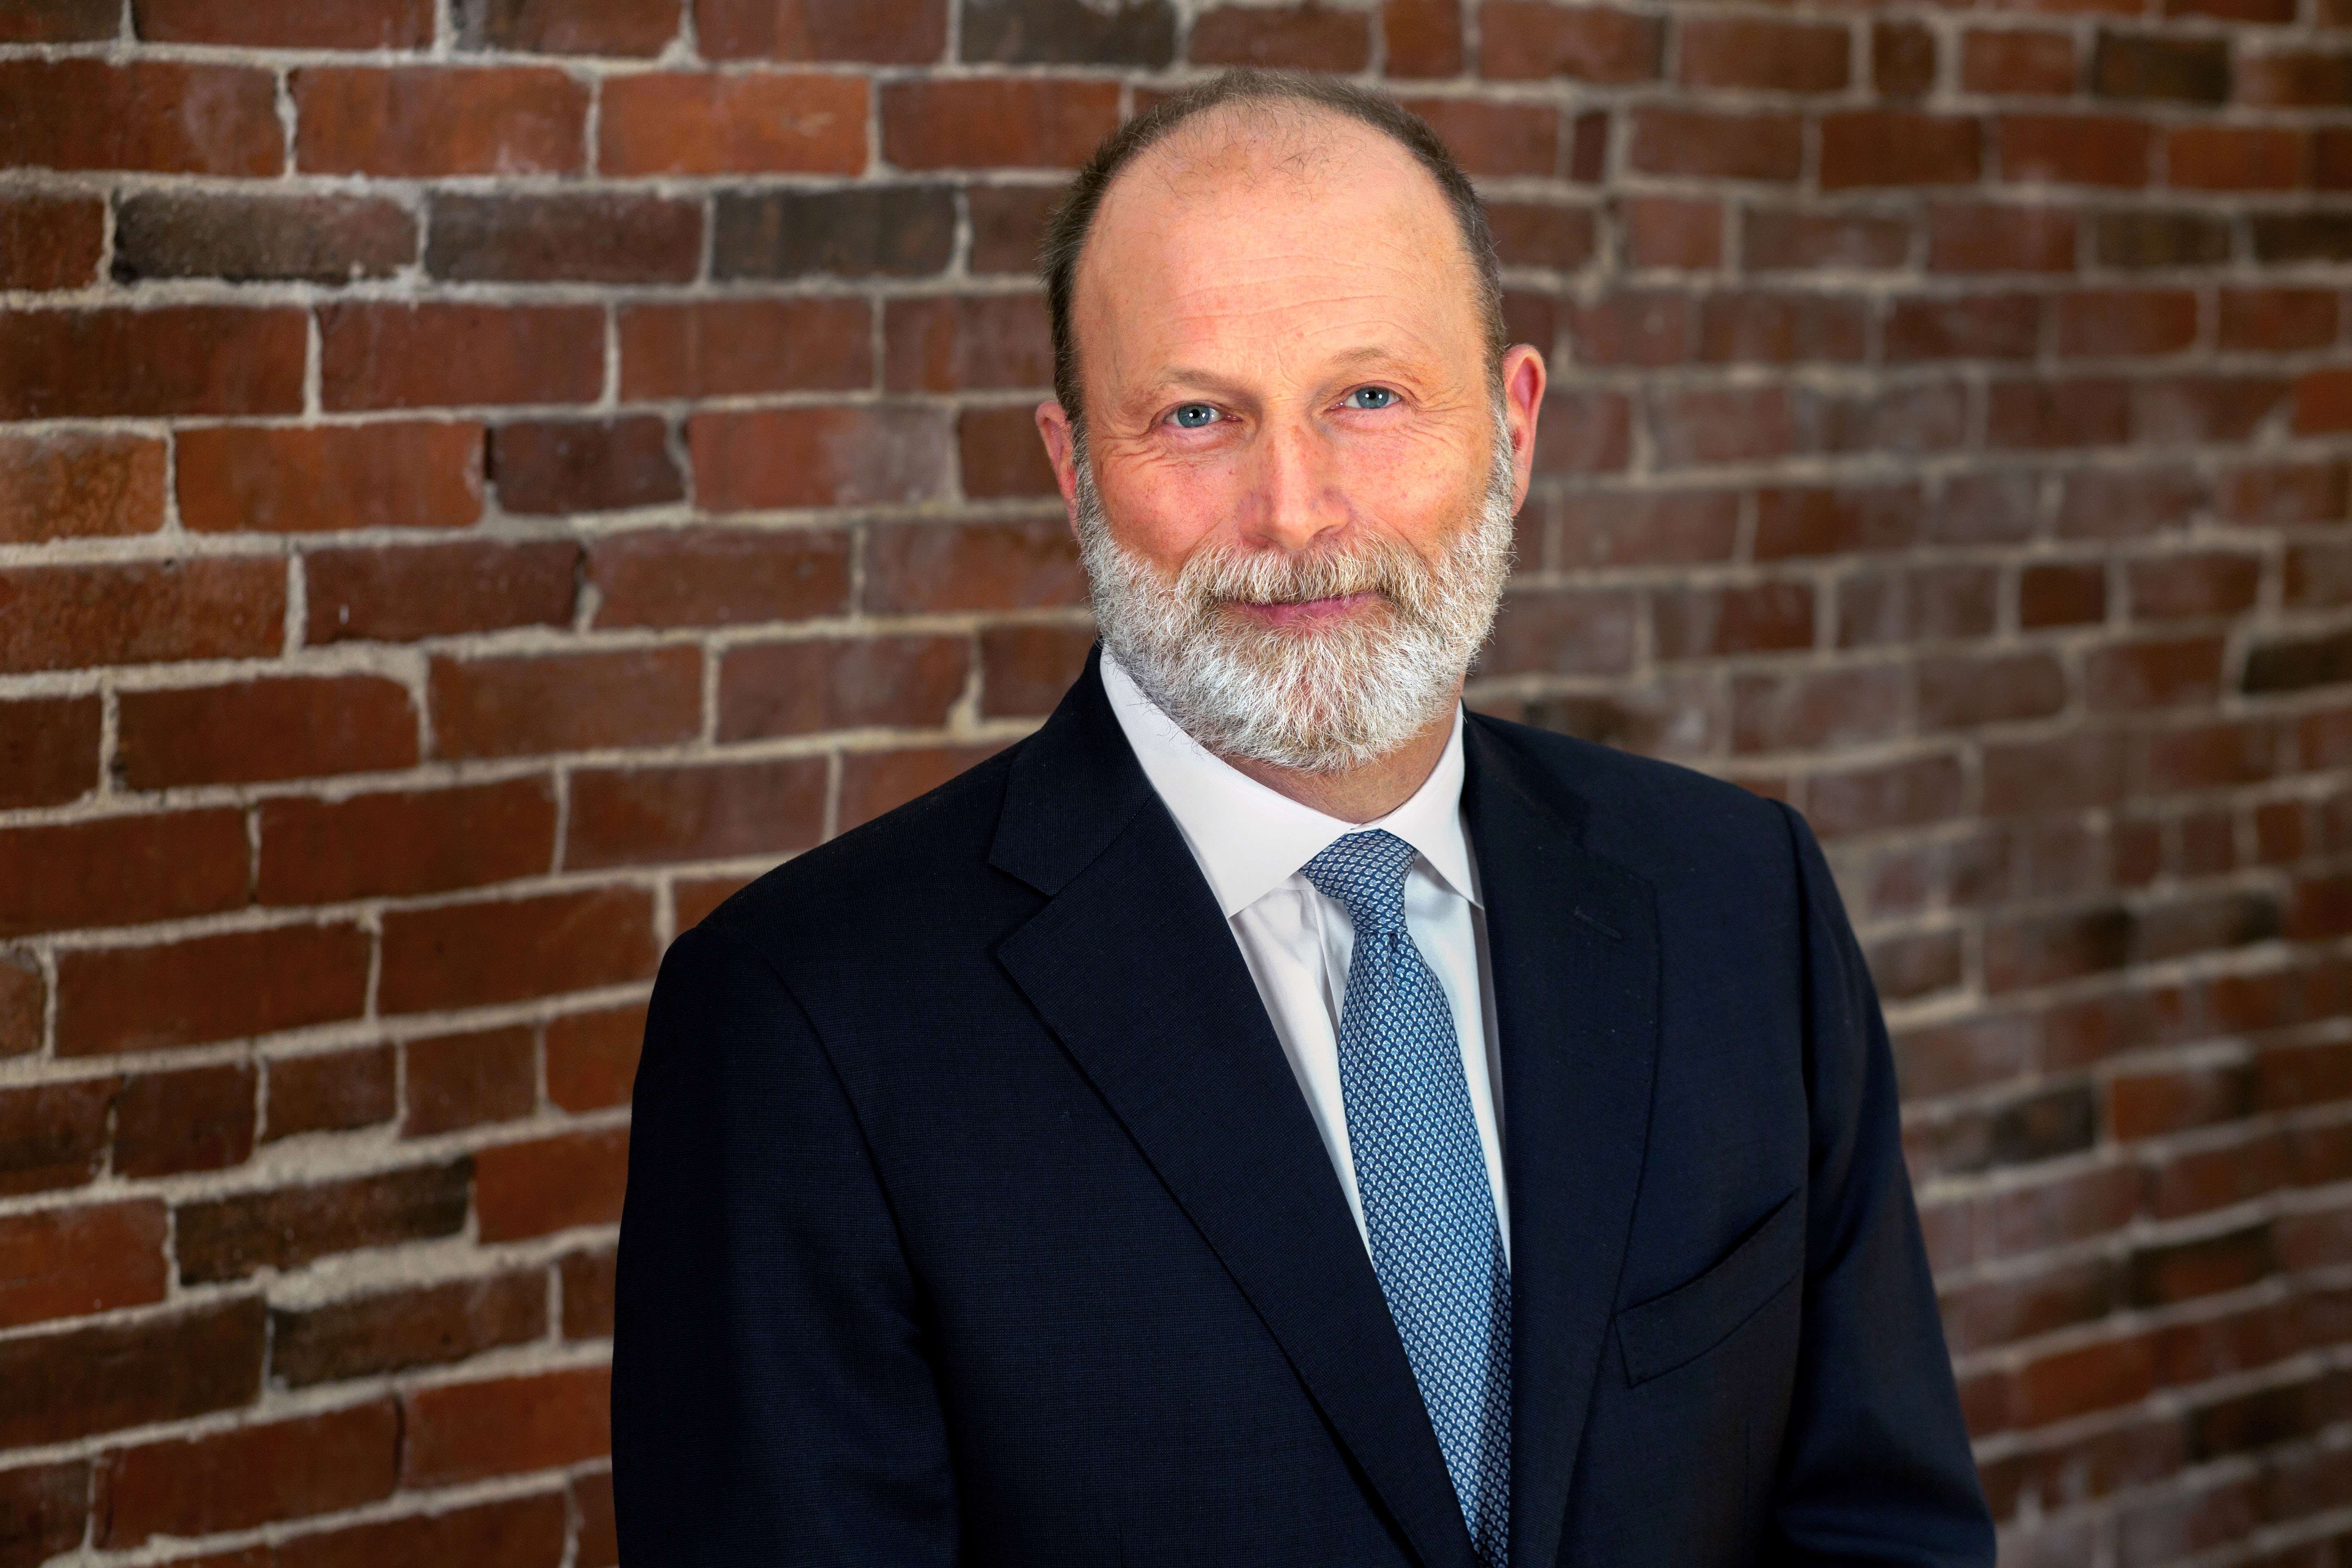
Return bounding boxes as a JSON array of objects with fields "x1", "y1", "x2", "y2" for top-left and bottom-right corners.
[{"x1": 1040, "y1": 70, "x2": 1507, "y2": 429}]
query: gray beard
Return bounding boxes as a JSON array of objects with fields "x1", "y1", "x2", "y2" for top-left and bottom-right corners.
[{"x1": 1074, "y1": 404, "x2": 1519, "y2": 775}]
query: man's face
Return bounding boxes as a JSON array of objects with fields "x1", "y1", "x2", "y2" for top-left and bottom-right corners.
[{"x1": 1037, "y1": 108, "x2": 1547, "y2": 772}]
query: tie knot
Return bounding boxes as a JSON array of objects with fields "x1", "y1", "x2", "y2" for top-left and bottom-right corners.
[{"x1": 1298, "y1": 829, "x2": 1417, "y2": 933}]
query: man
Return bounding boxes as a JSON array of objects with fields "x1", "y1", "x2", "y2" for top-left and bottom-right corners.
[{"x1": 613, "y1": 70, "x2": 1993, "y2": 1567}]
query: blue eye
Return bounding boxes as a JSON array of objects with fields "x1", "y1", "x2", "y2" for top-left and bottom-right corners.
[
  {"x1": 1347, "y1": 386, "x2": 1397, "y2": 409},
  {"x1": 1172, "y1": 403, "x2": 1220, "y2": 428}
]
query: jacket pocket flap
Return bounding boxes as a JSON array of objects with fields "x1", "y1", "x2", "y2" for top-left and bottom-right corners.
[{"x1": 1616, "y1": 1187, "x2": 1804, "y2": 1387}]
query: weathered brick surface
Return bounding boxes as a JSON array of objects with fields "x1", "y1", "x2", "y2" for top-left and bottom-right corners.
[{"x1": 0, "y1": 5, "x2": 2343, "y2": 1561}]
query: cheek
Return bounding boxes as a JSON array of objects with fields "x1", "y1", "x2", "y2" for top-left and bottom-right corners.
[
  {"x1": 1334, "y1": 435, "x2": 1487, "y2": 548},
  {"x1": 1094, "y1": 459, "x2": 1237, "y2": 572}
]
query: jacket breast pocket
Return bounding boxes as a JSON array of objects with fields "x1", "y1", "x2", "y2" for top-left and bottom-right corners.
[{"x1": 1615, "y1": 1187, "x2": 1804, "y2": 1387}]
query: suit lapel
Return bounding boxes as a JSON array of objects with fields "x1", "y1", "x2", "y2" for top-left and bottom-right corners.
[
  {"x1": 992, "y1": 654, "x2": 1481, "y2": 1568},
  {"x1": 1462, "y1": 717, "x2": 1662, "y2": 1568}
]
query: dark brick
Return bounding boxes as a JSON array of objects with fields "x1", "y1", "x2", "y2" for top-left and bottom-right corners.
[
  {"x1": 711, "y1": 185, "x2": 956, "y2": 279},
  {"x1": 0, "y1": 696, "x2": 99, "y2": 810},
  {"x1": 113, "y1": 194, "x2": 414, "y2": 285},
  {"x1": 0, "y1": 1298, "x2": 263, "y2": 1449},
  {"x1": 491, "y1": 417, "x2": 682, "y2": 514},
  {"x1": 272, "y1": 1271, "x2": 548, "y2": 1388},
  {"x1": 2094, "y1": 31, "x2": 2231, "y2": 101},
  {"x1": 457, "y1": 0, "x2": 682, "y2": 54},
  {"x1": 697, "y1": 0, "x2": 946, "y2": 61},
  {"x1": 426, "y1": 192, "x2": 700, "y2": 283},
  {"x1": 113, "y1": 1063, "x2": 257, "y2": 1178},
  {"x1": 0, "y1": 1079, "x2": 117, "y2": 1197},
  {"x1": 265, "y1": 1047, "x2": 397, "y2": 1143},
  {"x1": 176, "y1": 1163, "x2": 472, "y2": 1285},
  {"x1": 961, "y1": 0, "x2": 1174, "y2": 65},
  {"x1": 305, "y1": 539, "x2": 577, "y2": 645},
  {"x1": 0, "y1": 1460, "x2": 87, "y2": 1568}
]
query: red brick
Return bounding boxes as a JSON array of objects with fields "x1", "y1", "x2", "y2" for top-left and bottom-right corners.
[
  {"x1": 2021, "y1": 563, "x2": 2109, "y2": 627},
  {"x1": 1874, "y1": 21, "x2": 1937, "y2": 98},
  {"x1": 379, "y1": 886, "x2": 657, "y2": 1015},
  {"x1": 113, "y1": 1063, "x2": 257, "y2": 1178},
  {"x1": 0, "y1": 554, "x2": 288, "y2": 675},
  {"x1": 698, "y1": 0, "x2": 945, "y2": 60},
  {"x1": 2168, "y1": 125, "x2": 2309, "y2": 191},
  {"x1": 0, "y1": 950, "x2": 41, "y2": 1060},
  {"x1": 276, "y1": 1492, "x2": 567, "y2": 1568},
  {"x1": 56, "y1": 925, "x2": 371, "y2": 1057},
  {"x1": 2095, "y1": 209, "x2": 2229, "y2": 267},
  {"x1": 305, "y1": 539, "x2": 578, "y2": 646},
  {"x1": 270, "y1": 1271, "x2": 547, "y2": 1388},
  {"x1": 428, "y1": 647, "x2": 701, "y2": 760},
  {"x1": 882, "y1": 78, "x2": 1119, "y2": 170},
  {"x1": 2221, "y1": 462, "x2": 2348, "y2": 526},
  {"x1": 574, "y1": 1468, "x2": 617, "y2": 1566},
  {"x1": 177, "y1": 422, "x2": 486, "y2": 534},
  {"x1": 491, "y1": 418, "x2": 681, "y2": 515},
  {"x1": 2111, "y1": 1064, "x2": 2255, "y2": 1140},
  {"x1": 1484, "y1": 589, "x2": 1641, "y2": 676},
  {"x1": 673, "y1": 875, "x2": 753, "y2": 931},
  {"x1": 117, "y1": 676, "x2": 418, "y2": 789},
  {"x1": 1555, "y1": 490, "x2": 1738, "y2": 569},
  {"x1": 1394, "y1": 98, "x2": 1561, "y2": 177},
  {"x1": 427, "y1": 192, "x2": 700, "y2": 283},
  {"x1": 404, "y1": 1366, "x2": 611, "y2": 1484},
  {"x1": 1929, "y1": 203, "x2": 2076, "y2": 272},
  {"x1": 260, "y1": 780, "x2": 556, "y2": 907},
  {"x1": 1805, "y1": 754, "x2": 1966, "y2": 837},
  {"x1": 0, "y1": 1079, "x2": 116, "y2": 1197},
  {"x1": 1733, "y1": 667, "x2": 1908, "y2": 755},
  {"x1": 1384, "y1": 0, "x2": 1463, "y2": 77},
  {"x1": 959, "y1": 405, "x2": 1062, "y2": 498},
  {"x1": 0, "y1": 307, "x2": 305, "y2": 421},
  {"x1": 0, "y1": 432, "x2": 162, "y2": 546},
  {"x1": 100, "y1": 1400, "x2": 399, "y2": 1548},
  {"x1": 265, "y1": 1047, "x2": 396, "y2": 1143},
  {"x1": 0, "y1": 810, "x2": 248, "y2": 940},
  {"x1": 1678, "y1": 16, "x2": 1848, "y2": 92},
  {"x1": 1478, "y1": 2, "x2": 1659, "y2": 82},
  {"x1": 0, "y1": 1298, "x2": 263, "y2": 1449},
  {"x1": 690, "y1": 405, "x2": 952, "y2": 511},
  {"x1": 1533, "y1": 390, "x2": 1633, "y2": 473},
  {"x1": 718, "y1": 635, "x2": 970, "y2": 740},
  {"x1": 547, "y1": 1005, "x2": 645, "y2": 1113},
  {"x1": 1822, "y1": 113, "x2": 1980, "y2": 189},
  {"x1": 1941, "y1": 1258, "x2": 2116, "y2": 1354},
  {"x1": 588, "y1": 526, "x2": 851, "y2": 628},
  {"x1": 461, "y1": 0, "x2": 682, "y2": 54},
  {"x1": 2142, "y1": 718, "x2": 2281, "y2": 791},
  {"x1": 1489, "y1": 202, "x2": 1598, "y2": 271},
  {"x1": 1648, "y1": 384, "x2": 1798, "y2": 467},
  {"x1": 0, "y1": 1201, "x2": 166, "y2": 1331},
  {"x1": 2056, "y1": 467, "x2": 2205, "y2": 537},
  {"x1": 2129, "y1": 553, "x2": 2261, "y2": 619},
  {"x1": 1998, "y1": 114, "x2": 2153, "y2": 187},
  {"x1": 1918, "y1": 652, "x2": 2067, "y2": 730},
  {"x1": 618, "y1": 298, "x2": 872, "y2": 399},
  {"x1": 318, "y1": 303, "x2": 603, "y2": 412},
  {"x1": 0, "y1": 1460, "x2": 87, "y2": 1568},
  {"x1": 1886, "y1": 294, "x2": 2040, "y2": 361},
  {"x1": 2056, "y1": 288, "x2": 2199, "y2": 356},
  {"x1": 2218, "y1": 288, "x2": 2338, "y2": 352},
  {"x1": 114, "y1": 192, "x2": 416, "y2": 285},
  {"x1": 0, "y1": 697, "x2": 99, "y2": 811},
  {"x1": 405, "y1": 1027, "x2": 537, "y2": 1137},
  {"x1": 1629, "y1": 108, "x2": 1802, "y2": 181},
  {"x1": 978, "y1": 624, "x2": 1094, "y2": 719},
  {"x1": 865, "y1": 518, "x2": 1086, "y2": 613},
  {"x1": 1621, "y1": 198, "x2": 1722, "y2": 271},
  {"x1": 1697, "y1": 291, "x2": 1864, "y2": 363},
  {"x1": 1989, "y1": 378, "x2": 2132, "y2": 449},
  {"x1": 472, "y1": 1127, "x2": 631, "y2": 1243},
  {"x1": 1190, "y1": 2, "x2": 1370, "y2": 69},
  {"x1": 884, "y1": 293, "x2": 1054, "y2": 392},
  {"x1": 2288, "y1": 540, "x2": 2352, "y2": 607},
  {"x1": 0, "y1": 60, "x2": 279, "y2": 174},
  {"x1": 174, "y1": 1163, "x2": 470, "y2": 1285},
  {"x1": 0, "y1": 194, "x2": 102, "y2": 290},
  {"x1": 840, "y1": 745, "x2": 1005, "y2": 831},
  {"x1": 1965, "y1": 29, "x2": 2078, "y2": 95},
  {"x1": 601, "y1": 70, "x2": 865, "y2": 176},
  {"x1": 2136, "y1": 375, "x2": 2289, "y2": 444},
  {"x1": 2088, "y1": 633, "x2": 2225, "y2": 709},
  {"x1": 1566, "y1": 291, "x2": 1692, "y2": 367},
  {"x1": 2298, "y1": 368, "x2": 2352, "y2": 434},
  {"x1": 1653, "y1": 581, "x2": 1815, "y2": 658},
  {"x1": 1837, "y1": 565, "x2": 1998, "y2": 647},
  {"x1": 1743, "y1": 207, "x2": 1912, "y2": 272},
  {"x1": 137, "y1": 0, "x2": 432, "y2": 45},
  {"x1": 2239, "y1": 48, "x2": 2352, "y2": 107},
  {"x1": 1756, "y1": 483, "x2": 1919, "y2": 559},
  {"x1": 566, "y1": 758, "x2": 828, "y2": 869},
  {"x1": 293, "y1": 66, "x2": 588, "y2": 176}
]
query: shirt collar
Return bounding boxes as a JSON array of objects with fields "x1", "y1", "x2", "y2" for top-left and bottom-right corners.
[{"x1": 1099, "y1": 648, "x2": 1480, "y2": 920}]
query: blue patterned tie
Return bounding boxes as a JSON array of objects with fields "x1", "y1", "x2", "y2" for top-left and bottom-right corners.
[{"x1": 1300, "y1": 830, "x2": 1510, "y2": 1566}]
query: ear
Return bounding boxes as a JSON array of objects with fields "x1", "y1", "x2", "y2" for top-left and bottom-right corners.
[
  {"x1": 1034, "y1": 400, "x2": 1084, "y2": 533},
  {"x1": 1498, "y1": 344, "x2": 1547, "y2": 519}
]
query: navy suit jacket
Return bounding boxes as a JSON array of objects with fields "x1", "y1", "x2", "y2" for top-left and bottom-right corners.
[{"x1": 612, "y1": 649, "x2": 1994, "y2": 1566}]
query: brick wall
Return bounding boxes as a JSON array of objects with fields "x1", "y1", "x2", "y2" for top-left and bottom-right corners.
[{"x1": 0, "y1": 0, "x2": 2348, "y2": 1562}]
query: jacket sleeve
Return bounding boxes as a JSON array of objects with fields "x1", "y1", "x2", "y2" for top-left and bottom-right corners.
[
  {"x1": 612, "y1": 921, "x2": 958, "y2": 1567},
  {"x1": 1765, "y1": 802, "x2": 1996, "y2": 1566}
]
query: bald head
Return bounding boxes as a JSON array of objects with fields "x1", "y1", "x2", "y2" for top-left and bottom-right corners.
[{"x1": 1040, "y1": 71, "x2": 1505, "y2": 428}]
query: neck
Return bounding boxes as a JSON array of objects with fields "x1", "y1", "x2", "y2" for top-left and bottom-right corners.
[{"x1": 1216, "y1": 694, "x2": 1462, "y2": 824}]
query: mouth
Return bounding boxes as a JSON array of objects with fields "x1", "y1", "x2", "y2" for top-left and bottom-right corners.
[{"x1": 1228, "y1": 590, "x2": 1382, "y2": 628}]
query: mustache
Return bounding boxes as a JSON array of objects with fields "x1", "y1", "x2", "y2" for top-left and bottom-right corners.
[{"x1": 1171, "y1": 532, "x2": 1441, "y2": 621}]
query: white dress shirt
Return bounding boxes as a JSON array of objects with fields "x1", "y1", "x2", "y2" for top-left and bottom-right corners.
[{"x1": 1100, "y1": 650, "x2": 1511, "y2": 1262}]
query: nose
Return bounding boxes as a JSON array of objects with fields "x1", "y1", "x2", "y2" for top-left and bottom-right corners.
[{"x1": 1237, "y1": 414, "x2": 1350, "y2": 555}]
